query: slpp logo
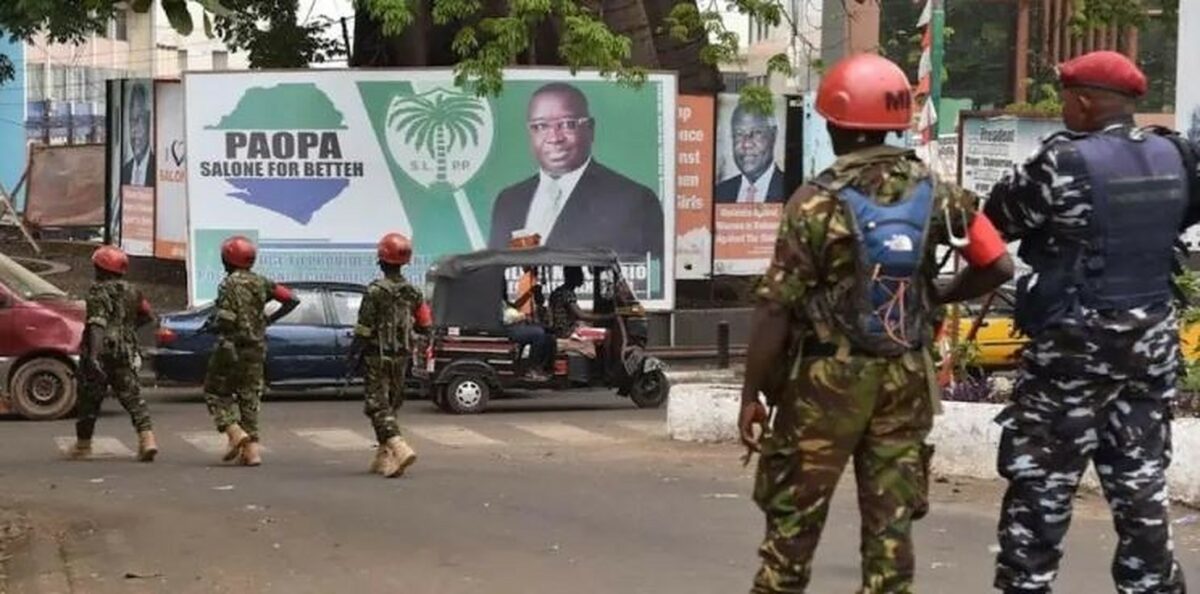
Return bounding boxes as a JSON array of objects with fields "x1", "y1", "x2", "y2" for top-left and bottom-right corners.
[{"x1": 199, "y1": 83, "x2": 366, "y2": 224}]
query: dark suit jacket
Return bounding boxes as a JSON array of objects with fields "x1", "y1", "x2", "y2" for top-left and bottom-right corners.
[
  {"x1": 714, "y1": 166, "x2": 785, "y2": 204},
  {"x1": 120, "y1": 151, "x2": 156, "y2": 188},
  {"x1": 488, "y1": 161, "x2": 664, "y2": 261}
]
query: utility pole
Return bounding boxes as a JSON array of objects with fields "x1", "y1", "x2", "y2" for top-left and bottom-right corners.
[
  {"x1": 931, "y1": 0, "x2": 945, "y2": 113},
  {"x1": 340, "y1": 17, "x2": 353, "y2": 64}
]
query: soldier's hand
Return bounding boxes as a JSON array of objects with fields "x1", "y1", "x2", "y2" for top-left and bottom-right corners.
[{"x1": 738, "y1": 399, "x2": 768, "y2": 453}]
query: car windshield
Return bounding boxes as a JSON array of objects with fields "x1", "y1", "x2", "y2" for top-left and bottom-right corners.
[{"x1": 0, "y1": 252, "x2": 67, "y2": 300}]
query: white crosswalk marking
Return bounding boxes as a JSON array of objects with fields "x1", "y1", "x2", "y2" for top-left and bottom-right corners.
[
  {"x1": 509, "y1": 422, "x2": 617, "y2": 444},
  {"x1": 178, "y1": 431, "x2": 270, "y2": 455},
  {"x1": 294, "y1": 428, "x2": 377, "y2": 451},
  {"x1": 55, "y1": 436, "x2": 134, "y2": 458},
  {"x1": 407, "y1": 425, "x2": 501, "y2": 447}
]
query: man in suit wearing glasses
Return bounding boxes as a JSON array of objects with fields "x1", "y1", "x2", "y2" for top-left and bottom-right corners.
[{"x1": 487, "y1": 82, "x2": 664, "y2": 262}]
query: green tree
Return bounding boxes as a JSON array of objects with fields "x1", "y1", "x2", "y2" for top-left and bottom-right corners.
[{"x1": 213, "y1": 0, "x2": 346, "y2": 68}]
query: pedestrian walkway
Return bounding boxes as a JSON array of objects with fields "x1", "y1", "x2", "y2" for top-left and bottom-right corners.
[{"x1": 52, "y1": 419, "x2": 668, "y2": 459}]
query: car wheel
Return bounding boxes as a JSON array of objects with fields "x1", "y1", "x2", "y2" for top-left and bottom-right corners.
[
  {"x1": 10, "y1": 358, "x2": 77, "y2": 421},
  {"x1": 444, "y1": 375, "x2": 489, "y2": 415},
  {"x1": 630, "y1": 370, "x2": 669, "y2": 409}
]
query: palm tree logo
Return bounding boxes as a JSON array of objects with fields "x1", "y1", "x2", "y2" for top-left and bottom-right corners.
[
  {"x1": 386, "y1": 88, "x2": 489, "y2": 188},
  {"x1": 383, "y1": 86, "x2": 494, "y2": 250}
]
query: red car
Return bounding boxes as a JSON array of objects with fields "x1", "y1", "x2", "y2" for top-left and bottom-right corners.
[{"x1": 0, "y1": 252, "x2": 83, "y2": 420}]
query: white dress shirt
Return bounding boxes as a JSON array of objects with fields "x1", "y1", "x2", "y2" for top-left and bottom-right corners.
[
  {"x1": 524, "y1": 158, "x2": 591, "y2": 238},
  {"x1": 737, "y1": 167, "x2": 776, "y2": 203}
]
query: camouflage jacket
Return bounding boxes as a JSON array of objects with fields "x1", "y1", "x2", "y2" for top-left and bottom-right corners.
[
  {"x1": 84, "y1": 279, "x2": 147, "y2": 362},
  {"x1": 354, "y1": 275, "x2": 424, "y2": 354},
  {"x1": 756, "y1": 145, "x2": 981, "y2": 365},
  {"x1": 213, "y1": 270, "x2": 277, "y2": 346},
  {"x1": 984, "y1": 122, "x2": 1200, "y2": 378}
]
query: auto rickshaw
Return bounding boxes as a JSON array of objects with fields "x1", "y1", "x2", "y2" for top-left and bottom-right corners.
[{"x1": 413, "y1": 246, "x2": 669, "y2": 414}]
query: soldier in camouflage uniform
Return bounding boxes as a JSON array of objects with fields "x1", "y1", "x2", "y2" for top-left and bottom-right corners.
[
  {"x1": 68, "y1": 245, "x2": 159, "y2": 462},
  {"x1": 739, "y1": 54, "x2": 1014, "y2": 593},
  {"x1": 984, "y1": 52, "x2": 1195, "y2": 593},
  {"x1": 203, "y1": 236, "x2": 299, "y2": 466},
  {"x1": 350, "y1": 232, "x2": 430, "y2": 478}
]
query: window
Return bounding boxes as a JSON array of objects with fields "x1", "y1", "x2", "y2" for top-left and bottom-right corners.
[
  {"x1": 25, "y1": 64, "x2": 45, "y2": 102},
  {"x1": 212, "y1": 51, "x2": 229, "y2": 70},
  {"x1": 330, "y1": 290, "x2": 364, "y2": 326},
  {"x1": 177, "y1": 50, "x2": 188, "y2": 74},
  {"x1": 265, "y1": 289, "x2": 326, "y2": 326},
  {"x1": 112, "y1": 11, "x2": 128, "y2": 42}
]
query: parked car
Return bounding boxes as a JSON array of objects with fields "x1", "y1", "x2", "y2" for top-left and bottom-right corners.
[
  {"x1": 153, "y1": 281, "x2": 421, "y2": 395},
  {"x1": 946, "y1": 284, "x2": 1200, "y2": 371},
  {"x1": 0, "y1": 252, "x2": 83, "y2": 420}
]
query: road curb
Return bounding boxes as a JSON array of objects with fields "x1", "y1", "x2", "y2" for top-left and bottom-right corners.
[{"x1": 666, "y1": 384, "x2": 1200, "y2": 507}]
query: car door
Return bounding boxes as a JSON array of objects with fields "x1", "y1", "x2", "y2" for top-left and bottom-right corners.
[
  {"x1": 264, "y1": 288, "x2": 341, "y2": 384},
  {"x1": 328, "y1": 288, "x2": 365, "y2": 380}
]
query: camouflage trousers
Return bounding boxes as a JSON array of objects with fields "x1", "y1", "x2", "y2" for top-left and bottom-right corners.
[
  {"x1": 751, "y1": 354, "x2": 933, "y2": 594},
  {"x1": 363, "y1": 354, "x2": 406, "y2": 443},
  {"x1": 76, "y1": 358, "x2": 151, "y2": 440},
  {"x1": 204, "y1": 341, "x2": 266, "y2": 440},
  {"x1": 994, "y1": 334, "x2": 1186, "y2": 593}
]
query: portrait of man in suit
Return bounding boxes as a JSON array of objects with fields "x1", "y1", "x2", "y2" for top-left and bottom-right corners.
[
  {"x1": 714, "y1": 101, "x2": 784, "y2": 204},
  {"x1": 121, "y1": 82, "x2": 155, "y2": 189},
  {"x1": 488, "y1": 82, "x2": 664, "y2": 261}
]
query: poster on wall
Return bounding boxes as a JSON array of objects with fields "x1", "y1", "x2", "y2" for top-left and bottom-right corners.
[
  {"x1": 712, "y1": 93, "x2": 788, "y2": 276},
  {"x1": 155, "y1": 81, "x2": 187, "y2": 260},
  {"x1": 185, "y1": 69, "x2": 677, "y2": 309},
  {"x1": 675, "y1": 95, "x2": 715, "y2": 280},
  {"x1": 105, "y1": 78, "x2": 156, "y2": 253},
  {"x1": 959, "y1": 113, "x2": 1063, "y2": 274}
]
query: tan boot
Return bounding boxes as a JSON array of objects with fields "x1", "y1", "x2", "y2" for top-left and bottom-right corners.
[
  {"x1": 66, "y1": 439, "x2": 92, "y2": 460},
  {"x1": 137, "y1": 430, "x2": 158, "y2": 463},
  {"x1": 239, "y1": 441, "x2": 262, "y2": 467},
  {"x1": 369, "y1": 445, "x2": 391, "y2": 474},
  {"x1": 383, "y1": 436, "x2": 416, "y2": 478},
  {"x1": 223, "y1": 424, "x2": 251, "y2": 462}
]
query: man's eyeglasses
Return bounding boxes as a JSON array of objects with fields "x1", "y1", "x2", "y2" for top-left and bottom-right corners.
[
  {"x1": 733, "y1": 127, "x2": 775, "y2": 143},
  {"x1": 528, "y1": 117, "x2": 593, "y2": 135}
]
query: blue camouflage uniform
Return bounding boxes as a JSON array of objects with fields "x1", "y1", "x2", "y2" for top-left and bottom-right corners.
[{"x1": 984, "y1": 118, "x2": 1198, "y2": 593}]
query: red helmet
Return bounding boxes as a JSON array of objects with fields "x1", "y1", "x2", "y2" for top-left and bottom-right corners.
[
  {"x1": 377, "y1": 232, "x2": 412, "y2": 266},
  {"x1": 816, "y1": 53, "x2": 914, "y2": 131},
  {"x1": 221, "y1": 235, "x2": 257, "y2": 269},
  {"x1": 91, "y1": 245, "x2": 129, "y2": 275}
]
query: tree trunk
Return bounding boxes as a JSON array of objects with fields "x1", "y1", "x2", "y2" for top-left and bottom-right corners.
[{"x1": 435, "y1": 126, "x2": 448, "y2": 182}]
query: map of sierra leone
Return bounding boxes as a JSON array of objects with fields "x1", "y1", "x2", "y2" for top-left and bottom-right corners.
[{"x1": 208, "y1": 84, "x2": 352, "y2": 225}]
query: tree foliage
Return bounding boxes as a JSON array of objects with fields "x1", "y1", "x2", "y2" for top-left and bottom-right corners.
[{"x1": 213, "y1": 0, "x2": 345, "y2": 68}]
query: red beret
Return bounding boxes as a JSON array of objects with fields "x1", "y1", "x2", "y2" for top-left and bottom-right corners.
[{"x1": 1058, "y1": 51, "x2": 1147, "y2": 97}]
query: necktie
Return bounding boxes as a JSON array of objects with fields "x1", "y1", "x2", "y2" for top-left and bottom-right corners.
[
  {"x1": 743, "y1": 183, "x2": 757, "y2": 203},
  {"x1": 542, "y1": 178, "x2": 561, "y2": 236}
]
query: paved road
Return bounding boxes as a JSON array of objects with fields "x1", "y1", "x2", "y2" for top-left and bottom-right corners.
[{"x1": 1, "y1": 388, "x2": 1198, "y2": 593}]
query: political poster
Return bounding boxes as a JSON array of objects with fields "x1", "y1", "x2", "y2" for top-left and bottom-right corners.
[
  {"x1": 155, "y1": 81, "x2": 187, "y2": 260},
  {"x1": 184, "y1": 69, "x2": 677, "y2": 309},
  {"x1": 105, "y1": 78, "x2": 156, "y2": 253},
  {"x1": 675, "y1": 95, "x2": 715, "y2": 280},
  {"x1": 712, "y1": 93, "x2": 788, "y2": 276}
]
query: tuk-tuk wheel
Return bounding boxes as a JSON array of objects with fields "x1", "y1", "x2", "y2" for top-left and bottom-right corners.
[
  {"x1": 444, "y1": 376, "x2": 490, "y2": 415},
  {"x1": 630, "y1": 370, "x2": 669, "y2": 409}
]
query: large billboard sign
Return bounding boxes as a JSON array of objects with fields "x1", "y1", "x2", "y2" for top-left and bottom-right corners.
[{"x1": 185, "y1": 69, "x2": 677, "y2": 309}]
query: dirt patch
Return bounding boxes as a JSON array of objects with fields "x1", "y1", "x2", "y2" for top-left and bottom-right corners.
[
  {"x1": 0, "y1": 504, "x2": 32, "y2": 584},
  {"x1": 1, "y1": 230, "x2": 188, "y2": 313}
]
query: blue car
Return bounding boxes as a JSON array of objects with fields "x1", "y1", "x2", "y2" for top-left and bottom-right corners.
[{"x1": 152, "y1": 281, "x2": 420, "y2": 394}]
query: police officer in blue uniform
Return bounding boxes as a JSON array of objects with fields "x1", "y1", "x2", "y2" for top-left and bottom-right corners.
[{"x1": 984, "y1": 51, "x2": 1198, "y2": 593}]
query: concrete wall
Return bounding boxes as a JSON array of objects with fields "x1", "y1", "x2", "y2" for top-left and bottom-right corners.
[{"x1": 0, "y1": 38, "x2": 25, "y2": 203}]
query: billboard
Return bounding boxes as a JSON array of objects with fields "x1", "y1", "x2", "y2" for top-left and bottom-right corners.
[
  {"x1": 675, "y1": 95, "x2": 715, "y2": 280},
  {"x1": 106, "y1": 78, "x2": 156, "y2": 253},
  {"x1": 712, "y1": 93, "x2": 788, "y2": 276},
  {"x1": 1179, "y1": 0, "x2": 1200, "y2": 146},
  {"x1": 155, "y1": 81, "x2": 187, "y2": 260},
  {"x1": 185, "y1": 69, "x2": 677, "y2": 309}
]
